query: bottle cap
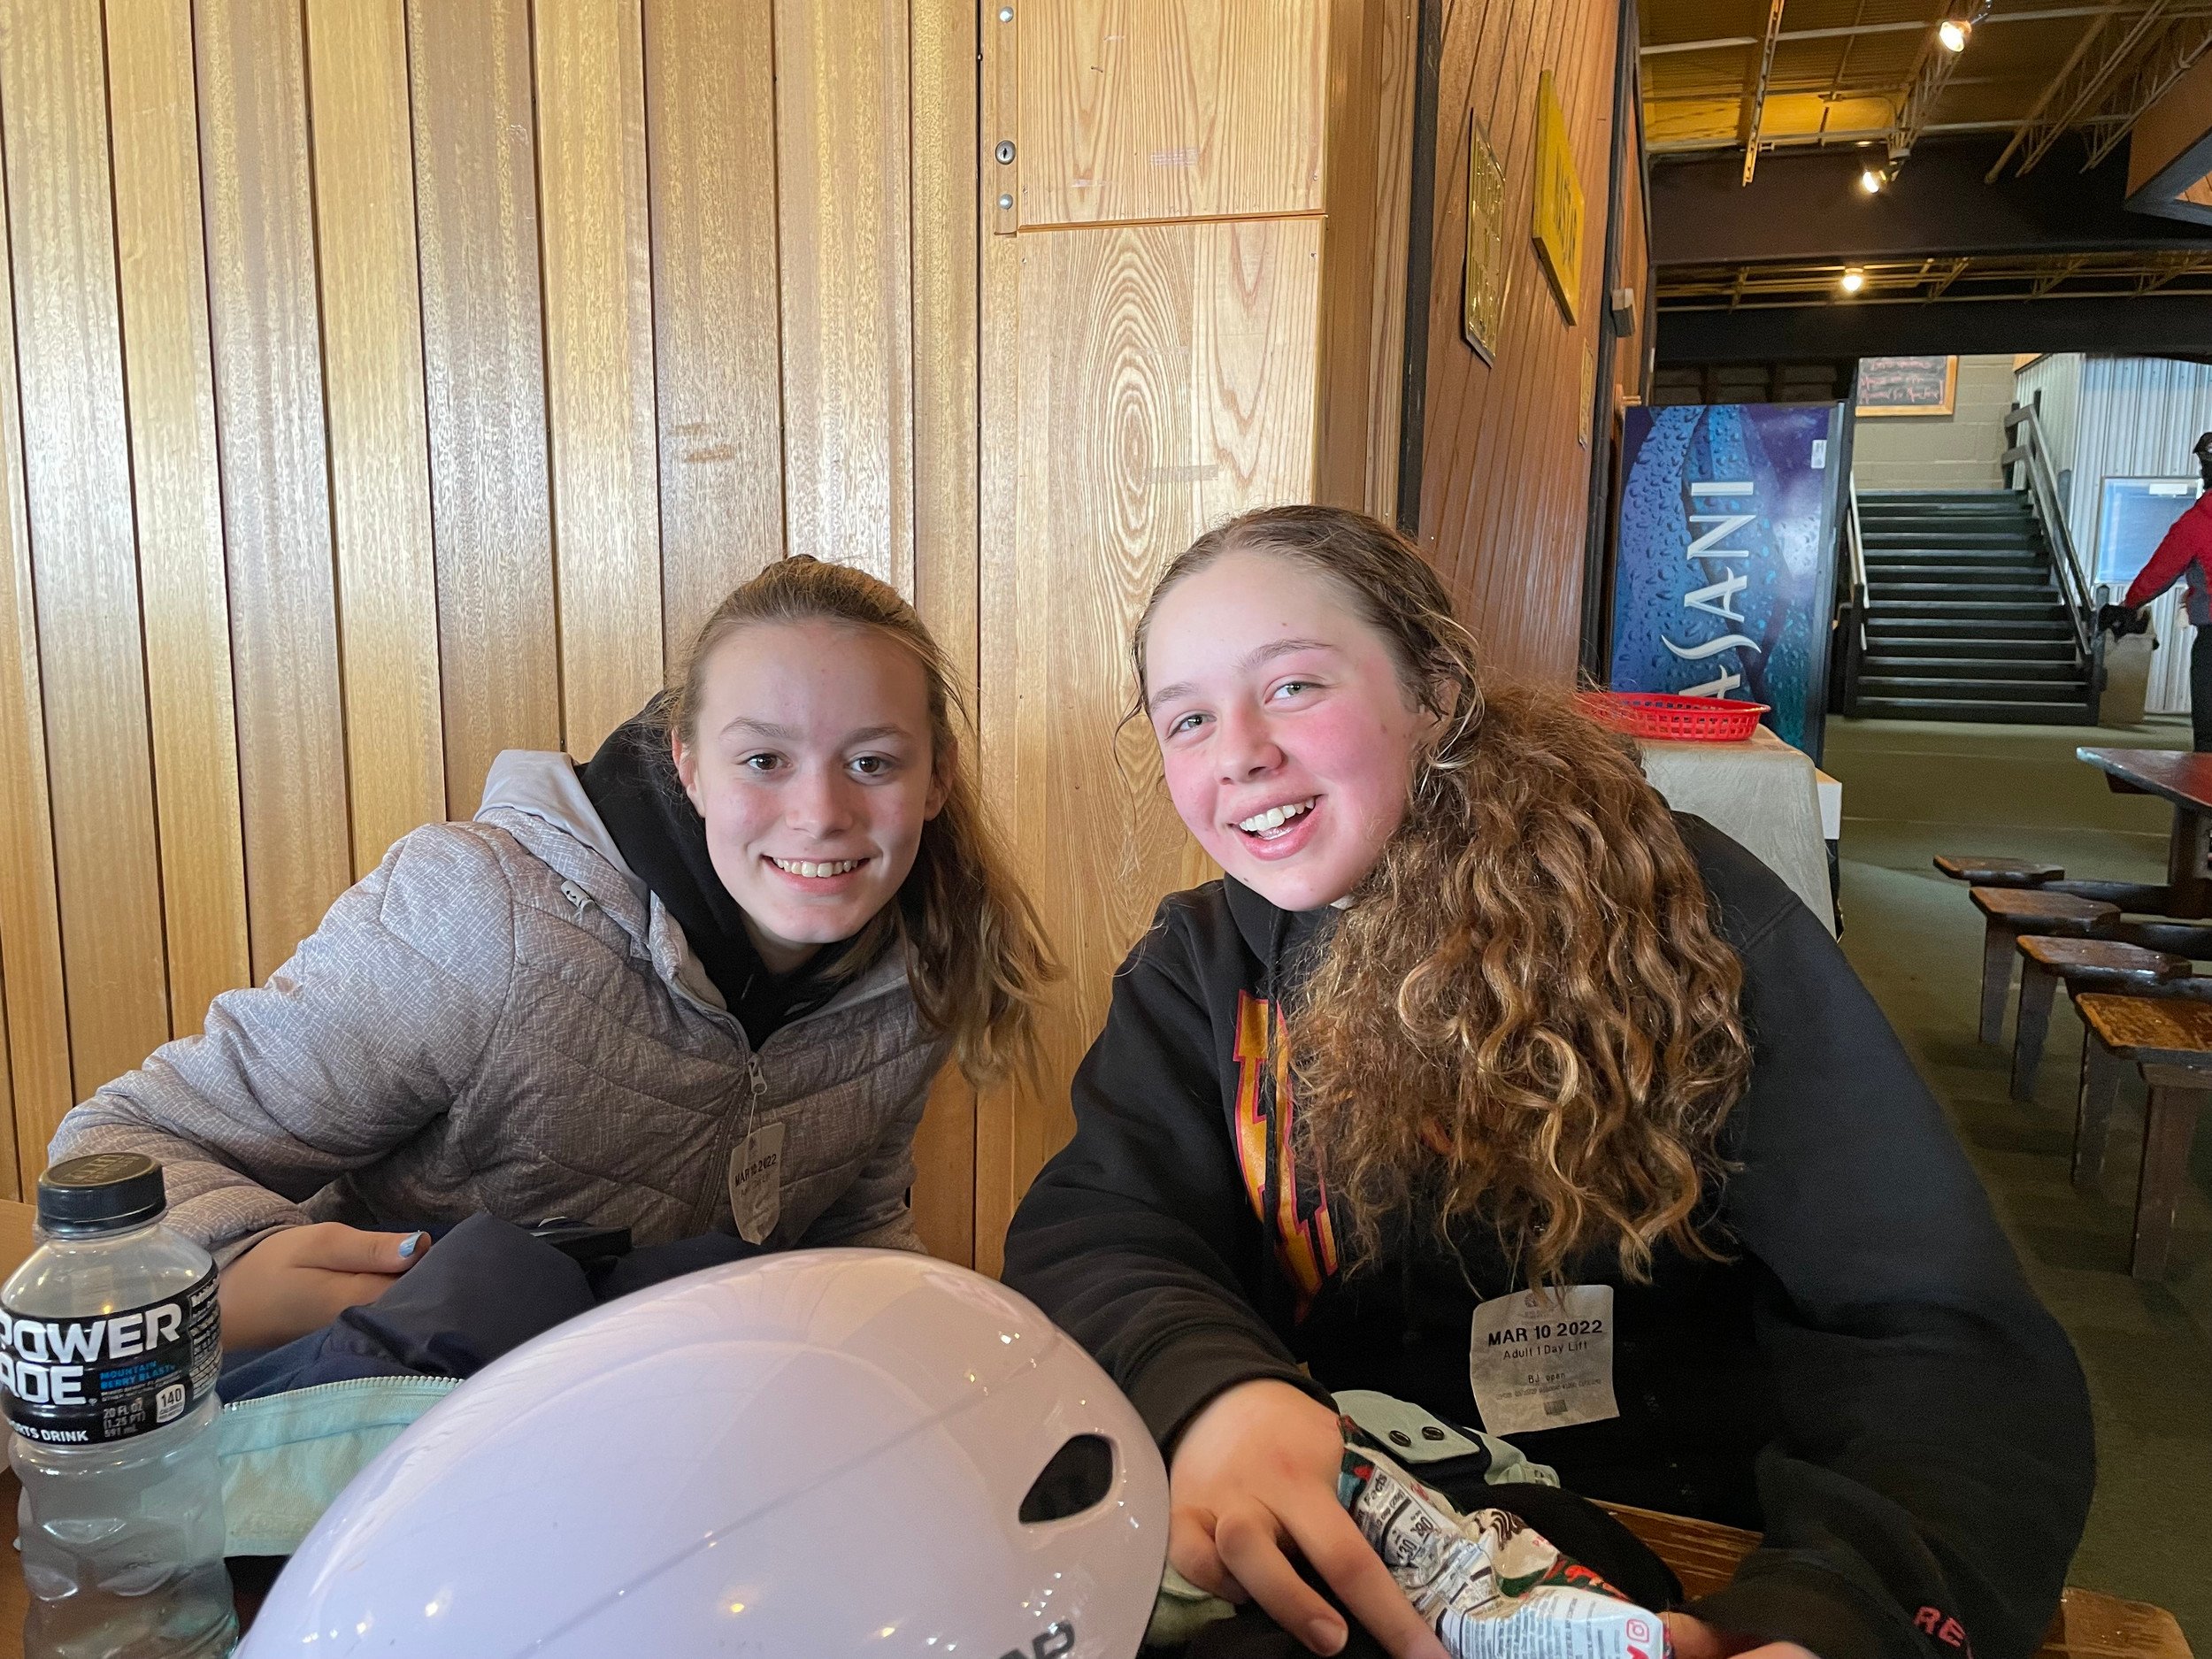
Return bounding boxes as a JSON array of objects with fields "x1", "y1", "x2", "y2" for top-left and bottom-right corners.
[{"x1": 35, "y1": 1153, "x2": 167, "y2": 1233}]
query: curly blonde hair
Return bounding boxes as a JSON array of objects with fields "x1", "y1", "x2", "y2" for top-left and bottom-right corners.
[
  {"x1": 669, "y1": 557, "x2": 1056, "y2": 1088},
  {"x1": 1134, "y1": 507, "x2": 1752, "y2": 1282}
]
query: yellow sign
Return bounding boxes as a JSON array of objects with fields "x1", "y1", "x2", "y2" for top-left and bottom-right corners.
[
  {"x1": 1531, "y1": 70, "x2": 1584, "y2": 325},
  {"x1": 1462, "y1": 115, "x2": 1507, "y2": 363}
]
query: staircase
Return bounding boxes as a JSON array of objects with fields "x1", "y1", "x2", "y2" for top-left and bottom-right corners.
[{"x1": 1854, "y1": 488, "x2": 2095, "y2": 724}]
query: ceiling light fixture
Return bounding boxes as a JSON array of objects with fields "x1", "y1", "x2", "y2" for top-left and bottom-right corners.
[
  {"x1": 1860, "y1": 165, "x2": 1885, "y2": 194},
  {"x1": 1938, "y1": 16, "x2": 1970, "y2": 51},
  {"x1": 1839, "y1": 268, "x2": 1866, "y2": 294}
]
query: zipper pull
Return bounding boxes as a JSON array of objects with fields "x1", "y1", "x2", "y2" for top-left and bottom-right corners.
[
  {"x1": 558, "y1": 879, "x2": 592, "y2": 926},
  {"x1": 746, "y1": 1053, "x2": 767, "y2": 1107}
]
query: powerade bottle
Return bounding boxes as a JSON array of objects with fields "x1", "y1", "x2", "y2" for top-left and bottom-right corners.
[{"x1": 0, "y1": 1155, "x2": 234, "y2": 1658}]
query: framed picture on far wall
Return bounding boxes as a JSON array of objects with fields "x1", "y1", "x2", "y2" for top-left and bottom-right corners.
[{"x1": 1856, "y1": 355, "x2": 1958, "y2": 417}]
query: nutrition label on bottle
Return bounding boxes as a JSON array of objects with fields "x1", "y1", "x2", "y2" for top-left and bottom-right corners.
[{"x1": 0, "y1": 1266, "x2": 221, "y2": 1445}]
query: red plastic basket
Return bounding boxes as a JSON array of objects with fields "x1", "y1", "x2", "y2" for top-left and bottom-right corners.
[{"x1": 1577, "y1": 690, "x2": 1769, "y2": 742}]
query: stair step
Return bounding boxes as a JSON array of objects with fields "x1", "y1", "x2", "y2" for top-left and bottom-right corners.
[
  {"x1": 1851, "y1": 696, "x2": 2093, "y2": 724},
  {"x1": 1876, "y1": 600, "x2": 2070, "y2": 619},
  {"x1": 1857, "y1": 656, "x2": 2082, "y2": 680},
  {"x1": 1868, "y1": 581, "x2": 2057, "y2": 599},
  {"x1": 1867, "y1": 618, "x2": 2074, "y2": 641},
  {"x1": 1856, "y1": 676, "x2": 2088, "y2": 702}
]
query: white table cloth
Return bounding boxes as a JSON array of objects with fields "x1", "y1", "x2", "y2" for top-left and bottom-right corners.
[{"x1": 1637, "y1": 726, "x2": 1836, "y2": 934}]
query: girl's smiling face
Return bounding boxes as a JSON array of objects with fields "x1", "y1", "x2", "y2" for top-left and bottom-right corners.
[
  {"x1": 674, "y1": 618, "x2": 948, "y2": 972},
  {"x1": 1143, "y1": 549, "x2": 1435, "y2": 912}
]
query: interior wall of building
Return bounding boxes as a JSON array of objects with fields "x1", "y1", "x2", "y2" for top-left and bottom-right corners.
[
  {"x1": 0, "y1": 0, "x2": 1627, "y2": 1265},
  {"x1": 1412, "y1": 0, "x2": 1635, "y2": 678},
  {"x1": 1851, "y1": 354, "x2": 2021, "y2": 491}
]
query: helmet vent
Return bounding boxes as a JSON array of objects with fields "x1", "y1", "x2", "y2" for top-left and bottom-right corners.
[{"x1": 1018, "y1": 1433, "x2": 1115, "y2": 1524}]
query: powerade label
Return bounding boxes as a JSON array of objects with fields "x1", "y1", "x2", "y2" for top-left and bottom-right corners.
[{"x1": 0, "y1": 1267, "x2": 220, "y2": 1445}]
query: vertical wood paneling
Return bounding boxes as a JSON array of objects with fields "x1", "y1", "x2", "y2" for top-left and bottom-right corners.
[
  {"x1": 643, "y1": 0, "x2": 787, "y2": 661},
  {"x1": 974, "y1": 0, "x2": 1025, "y2": 1271},
  {"x1": 1417, "y1": 0, "x2": 1616, "y2": 679},
  {"x1": 197, "y1": 0, "x2": 354, "y2": 979},
  {"x1": 909, "y1": 0, "x2": 983, "y2": 1265},
  {"x1": 0, "y1": 143, "x2": 57, "y2": 1192},
  {"x1": 105, "y1": 0, "x2": 252, "y2": 1041},
  {"x1": 534, "y1": 0, "x2": 664, "y2": 757},
  {"x1": 306, "y1": 0, "x2": 447, "y2": 867},
  {"x1": 1363, "y1": 0, "x2": 1420, "y2": 520},
  {"x1": 1017, "y1": 0, "x2": 1328, "y2": 226},
  {"x1": 408, "y1": 0, "x2": 560, "y2": 812},
  {"x1": 0, "y1": 0, "x2": 171, "y2": 1110},
  {"x1": 1314, "y1": 0, "x2": 1386, "y2": 509},
  {"x1": 976, "y1": 219, "x2": 1323, "y2": 1267},
  {"x1": 774, "y1": 0, "x2": 914, "y2": 595}
]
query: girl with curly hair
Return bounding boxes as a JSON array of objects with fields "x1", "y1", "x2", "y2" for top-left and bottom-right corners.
[{"x1": 1004, "y1": 507, "x2": 2090, "y2": 1659}]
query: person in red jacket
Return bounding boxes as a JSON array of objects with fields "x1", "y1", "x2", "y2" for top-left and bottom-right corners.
[{"x1": 2121, "y1": 430, "x2": 2212, "y2": 749}]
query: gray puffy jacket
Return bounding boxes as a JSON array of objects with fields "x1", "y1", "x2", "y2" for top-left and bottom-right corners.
[{"x1": 50, "y1": 751, "x2": 948, "y2": 1263}]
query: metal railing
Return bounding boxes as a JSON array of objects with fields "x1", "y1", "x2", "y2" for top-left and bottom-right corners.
[
  {"x1": 2001, "y1": 403, "x2": 2100, "y2": 703},
  {"x1": 1837, "y1": 473, "x2": 1870, "y2": 714}
]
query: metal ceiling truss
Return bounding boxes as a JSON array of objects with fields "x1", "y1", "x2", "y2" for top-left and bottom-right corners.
[
  {"x1": 2079, "y1": 16, "x2": 2212, "y2": 166},
  {"x1": 1887, "y1": 1, "x2": 1995, "y2": 158},
  {"x1": 1740, "y1": 0, "x2": 1790, "y2": 183},
  {"x1": 1987, "y1": 0, "x2": 2178, "y2": 177},
  {"x1": 1658, "y1": 248, "x2": 2212, "y2": 309}
]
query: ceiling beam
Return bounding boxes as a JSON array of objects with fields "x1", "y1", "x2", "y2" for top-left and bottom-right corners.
[
  {"x1": 1650, "y1": 119, "x2": 2019, "y2": 154},
  {"x1": 1640, "y1": 5, "x2": 2164, "y2": 58},
  {"x1": 1989, "y1": 0, "x2": 2179, "y2": 177},
  {"x1": 1887, "y1": 6, "x2": 1977, "y2": 157},
  {"x1": 2083, "y1": 17, "x2": 2212, "y2": 165},
  {"x1": 1740, "y1": 0, "x2": 1790, "y2": 183}
]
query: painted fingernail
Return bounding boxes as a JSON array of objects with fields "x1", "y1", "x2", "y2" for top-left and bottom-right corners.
[{"x1": 397, "y1": 1232, "x2": 425, "y2": 1258}]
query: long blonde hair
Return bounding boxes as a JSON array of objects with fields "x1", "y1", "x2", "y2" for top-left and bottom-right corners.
[
  {"x1": 669, "y1": 557, "x2": 1056, "y2": 1087},
  {"x1": 1134, "y1": 507, "x2": 1752, "y2": 1281}
]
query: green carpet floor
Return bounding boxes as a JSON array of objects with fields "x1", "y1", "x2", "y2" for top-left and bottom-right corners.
[{"x1": 1821, "y1": 715, "x2": 2210, "y2": 1645}]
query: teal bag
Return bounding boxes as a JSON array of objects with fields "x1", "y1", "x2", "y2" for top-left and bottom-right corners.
[{"x1": 218, "y1": 1377, "x2": 460, "y2": 1556}]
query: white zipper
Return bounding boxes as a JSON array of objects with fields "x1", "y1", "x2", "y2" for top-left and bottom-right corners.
[{"x1": 220, "y1": 1374, "x2": 461, "y2": 1414}]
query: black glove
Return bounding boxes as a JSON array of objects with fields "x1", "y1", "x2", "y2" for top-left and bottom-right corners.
[{"x1": 2099, "y1": 603, "x2": 2150, "y2": 639}]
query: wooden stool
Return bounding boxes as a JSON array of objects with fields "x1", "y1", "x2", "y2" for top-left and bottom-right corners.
[
  {"x1": 2073, "y1": 994, "x2": 2212, "y2": 1279},
  {"x1": 2009, "y1": 937, "x2": 2189, "y2": 1102},
  {"x1": 1937, "y1": 855, "x2": 2064, "y2": 886},
  {"x1": 1970, "y1": 888, "x2": 2120, "y2": 1045}
]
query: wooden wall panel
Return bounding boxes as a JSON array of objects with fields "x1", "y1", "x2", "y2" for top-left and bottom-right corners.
[
  {"x1": 534, "y1": 0, "x2": 664, "y2": 757},
  {"x1": 105, "y1": 0, "x2": 252, "y2": 1041},
  {"x1": 0, "y1": 142, "x2": 56, "y2": 1194},
  {"x1": 975, "y1": 218, "x2": 1323, "y2": 1270},
  {"x1": 1417, "y1": 0, "x2": 1618, "y2": 680},
  {"x1": 410, "y1": 0, "x2": 560, "y2": 813},
  {"x1": 643, "y1": 0, "x2": 787, "y2": 660},
  {"x1": 1363, "y1": 0, "x2": 1421, "y2": 521},
  {"x1": 0, "y1": 0, "x2": 171, "y2": 1114},
  {"x1": 1017, "y1": 0, "x2": 1328, "y2": 226},
  {"x1": 774, "y1": 0, "x2": 915, "y2": 595},
  {"x1": 909, "y1": 0, "x2": 983, "y2": 1266},
  {"x1": 198, "y1": 0, "x2": 354, "y2": 979},
  {"x1": 307, "y1": 0, "x2": 447, "y2": 867}
]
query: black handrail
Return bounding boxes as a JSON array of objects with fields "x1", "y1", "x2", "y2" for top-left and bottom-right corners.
[{"x1": 2001, "y1": 404, "x2": 2099, "y2": 697}]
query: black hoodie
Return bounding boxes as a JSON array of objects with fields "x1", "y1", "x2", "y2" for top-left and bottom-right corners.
[{"x1": 1003, "y1": 818, "x2": 2093, "y2": 1659}]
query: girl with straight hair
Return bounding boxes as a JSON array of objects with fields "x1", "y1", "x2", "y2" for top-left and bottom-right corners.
[
  {"x1": 57, "y1": 557, "x2": 1052, "y2": 1352},
  {"x1": 1005, "y1": 506, "x2": 2091, "y2": 1659}
]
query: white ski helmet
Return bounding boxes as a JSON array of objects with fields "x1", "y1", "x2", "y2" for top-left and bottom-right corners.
[{"x1": 238, "y1": 1249, "x2": 1169, "y2": 1658}]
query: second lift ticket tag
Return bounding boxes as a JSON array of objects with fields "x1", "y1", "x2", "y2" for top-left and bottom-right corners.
[{"x1": 1466, "y1": 1284, "x2": 1619, "y2": 1437}]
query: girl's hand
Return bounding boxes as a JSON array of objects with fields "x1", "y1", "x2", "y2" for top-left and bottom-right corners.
[
  {"x1": 217, "y1": 1222, "x2": 428, "y2": 1352},
  {"x1": 1665, "y1": 1611, "x2": 1823, "y2": 1659},
  {"x1": 1168, "y1": 1379, "x2": 1449, "y2": 1659}
]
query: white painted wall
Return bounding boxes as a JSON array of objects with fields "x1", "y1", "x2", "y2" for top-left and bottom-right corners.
[
  {"x1": 2018, "y1": 356, "x2": 2212, "y2": 715},
  {"x1": 1852, "y1": 355, "x2": 2019, "y2": 490}
]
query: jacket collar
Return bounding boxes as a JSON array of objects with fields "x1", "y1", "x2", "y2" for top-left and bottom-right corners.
[{"x1": 473, "y1": 749, "x2": 909, "y2": 1035}]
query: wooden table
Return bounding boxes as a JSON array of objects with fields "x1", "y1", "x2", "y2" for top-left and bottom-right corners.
[
  {"x1": 2078, "y1": 748, "x2": 2212, "y2": 917},
  {"x1": 0, "y1": 1204, "x2": 2190, "y2": 1658}
]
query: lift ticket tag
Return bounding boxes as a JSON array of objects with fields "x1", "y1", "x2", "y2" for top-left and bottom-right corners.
[
  {"x1": 729, "y1": 1121, "x2": 787, "y2": 1245},
  {"x1": 0, "y1": 1267, "x2": 220, "y2": 1446},
  {"x1": 1467, "y1": 1285, "x2": 1617, "y2": 1437}
]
